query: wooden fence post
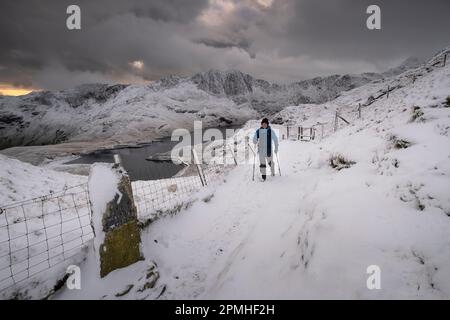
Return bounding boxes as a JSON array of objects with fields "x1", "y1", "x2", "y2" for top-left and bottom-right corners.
[
  {"x1": 386, "y1": 85, "x2": 390, "y2": 99},
  {"x1": 443, "y1": 54, "x2": 447, "y2": 67},
  {"x1": 358, "y1": 103, "x2": 361, "y2": 119},
  {"x1": 334, "y1": 111, "x2": 338, "y2": 132},
  {"x1": 286, "y1": 126, "x2": 290, "y2": 139},
  {"x1": 337, "y1": 114, "x2": 350, "y2": 125}
]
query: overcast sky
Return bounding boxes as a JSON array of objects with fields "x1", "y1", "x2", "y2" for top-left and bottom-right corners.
[{"x1": 0, "y1": 0, "x2": 449, "y2": 91}]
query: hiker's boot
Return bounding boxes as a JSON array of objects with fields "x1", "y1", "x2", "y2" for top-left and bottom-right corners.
[
  {"x1": 269, "y1": 161, "x2": 275, "y2": 176},
  {"x1": 262, "y1": 174, "x2": 266, "y2": 181}
]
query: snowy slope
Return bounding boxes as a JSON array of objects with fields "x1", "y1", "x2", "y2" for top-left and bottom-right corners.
[
  {"x1": 52, "y1": 47, "x2": 450, "y2": 300},
  {"x1": 0, "y1": 154, "x2": 87, "y2": 205},
  {"x1": 0, "y1": 154, "x2": 89, "y2": 299}
]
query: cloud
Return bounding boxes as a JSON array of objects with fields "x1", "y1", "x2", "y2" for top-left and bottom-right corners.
[{"x1": 0, "y1": 0, "x2": 449, "y2": 90}]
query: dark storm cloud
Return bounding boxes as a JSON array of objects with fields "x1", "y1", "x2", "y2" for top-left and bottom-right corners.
[
  {"x1": 0, "y1": 0, "x2": 210, "y2": 89},
  {"x1": 193, "y1": 38, "x2": 252, "y2": 52},
  {"x1": 0, "y1": 0, "x2": 449, "y2": 90},
  {"x1": 259, "y1": 0, "x2": 450, "y2": 63}
]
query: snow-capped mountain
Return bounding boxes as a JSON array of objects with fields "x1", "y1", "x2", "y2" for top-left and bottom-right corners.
[
  {"x1": 191, "y1": 69, "x2": 383, "y2": 112},
  {"x1": 0, "y1": 58, "x2": 422, "y2": 153},
  {"x1": 0, "y1": 81, "x2": 256, "y2": 151}
]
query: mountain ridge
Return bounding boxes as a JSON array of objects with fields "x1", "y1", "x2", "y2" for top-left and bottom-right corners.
[{"x1": 0, "y1": 52, "x2": 434, "y2": 159}]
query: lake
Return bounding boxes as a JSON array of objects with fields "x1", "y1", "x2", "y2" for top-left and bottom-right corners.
[{"x1": 65, "y1": 125, "x2": 242, "y2": 181}]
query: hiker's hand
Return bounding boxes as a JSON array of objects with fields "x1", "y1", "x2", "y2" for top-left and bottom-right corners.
[{"x1": 274, "y1": 146, "x2": 278, "y2": 153}]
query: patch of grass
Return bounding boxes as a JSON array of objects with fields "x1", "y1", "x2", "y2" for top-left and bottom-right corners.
[
  {"x1": 410, "y1": 106, "x2": 425, "y2": 122},
  {"x1": 389, "y1": 135, "x2": 412, "y2": 149},
  {"x1": 329, "y1": 153, "x2": 356, "y2": 171}
]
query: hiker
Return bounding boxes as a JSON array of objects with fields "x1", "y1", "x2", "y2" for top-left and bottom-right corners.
[{"x1": 253, "y1": 118, "x2": 279, "y2": 181}]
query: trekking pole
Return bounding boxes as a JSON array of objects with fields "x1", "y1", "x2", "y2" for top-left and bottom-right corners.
[
  {"x1": 252, "y1": 152, "x2": 256, "y2": 181},
  {"x1": 248, "y1": 142, "x2": 257, "y2": 181},
  {"x1": 275, "y1": 152, "x2": 281, "y2": 176},
  {"x1": 252, "y1": 144, "x2": 257, "y2": 181}
]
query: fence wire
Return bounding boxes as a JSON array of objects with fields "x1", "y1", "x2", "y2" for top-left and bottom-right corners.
[
  {"x1": 0, "y1": 183, "x2": 93, "y2": 292},
  {"x1": 132, "y1": 161, "x2": 234, "y2": 222},
  {"x1": 132, "y1": 174, "x2": 203, "y2": 221}
]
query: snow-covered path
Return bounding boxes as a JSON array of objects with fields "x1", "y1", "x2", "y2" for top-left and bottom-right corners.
[
  {"x1": 140, "y1": 140, "x2": 317, "y2": 299},
  {"x1": 141, "y1": 131, "x2": 450, "y2": 299}
]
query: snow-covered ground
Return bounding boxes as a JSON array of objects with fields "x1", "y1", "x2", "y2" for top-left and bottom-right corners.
[
  {"x1": 1, "y1": 47, "x2": 449, "y2": 299},
  {"x1": 0, "y1": 154, "x2": 90, "y2": 299},
  {"x1": 0, "y1": 154, "x2": 87, "y2": 205}
]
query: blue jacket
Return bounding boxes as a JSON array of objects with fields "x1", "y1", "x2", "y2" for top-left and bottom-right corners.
[{"x1": 253, "y1": 126, "x2": 279, "y2": 157}]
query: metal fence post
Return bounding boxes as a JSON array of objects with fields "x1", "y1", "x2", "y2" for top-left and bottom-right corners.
[
  {"x1": 191, "y1": 147, "x2": 206, "y2": 186},
  {"x1": 227, "y1": 143, "x2": 238, "y2": 165}
]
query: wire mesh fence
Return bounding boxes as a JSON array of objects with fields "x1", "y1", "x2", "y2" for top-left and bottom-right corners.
[
  {"x1": 0, "y1": 183, "x2": 93, "y2": 292},
  {"x1": 202, "y1": 163, "x2": 233, "y2": 185},
  {"x1": 132, "y1": 174, "x2": 204, "y2": 222},
  {"x1": 1, "y1": 144, "x2": 238, "y2": 294},
  {"x1": 132, "y1": 160, "x2": 235, "y2": 223}
]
